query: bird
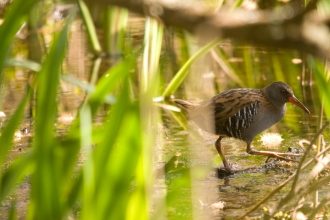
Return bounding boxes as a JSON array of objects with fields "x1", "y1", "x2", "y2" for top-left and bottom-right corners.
[{"x1": 174, "y1": 82, "x2": 310, "y2": 173}]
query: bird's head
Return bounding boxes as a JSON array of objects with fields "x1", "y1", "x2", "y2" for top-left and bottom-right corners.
[{"x1": 264, "y1": 82, "x2": 310, "y2": 114}]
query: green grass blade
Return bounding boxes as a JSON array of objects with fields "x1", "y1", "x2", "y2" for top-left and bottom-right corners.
[
  {"x1": 0, "y1": 0, "x2": 37, "y2": 75},
  {"x1": 6, "y1": 59, "x2": 41, "y2": 72},
  {"x1": 30, "y1": 11, "x2": 74, "y2": 220},
  {"x1": 117, "y1": 8, "x2": 128, "y2": 51},
  {"x1": 88, "y1": 53, "x2": 138, "y2": 116},
  {"x1": 100, "y1": 102, "x2": 142, "y2": 219},
  {"x1": 162, "y1": 39, "x2": 222, "y2": 97},
  {"x1": 80, "y1": 78, "x2": 135, "y2": 219},
  {"x1": 243, "y1": 47, "x2": 256, "y2": 87},
  {"x1": 78, "y1": 0, "x2": 102, "y2": 55},
  {"x1": 309, "y1": 57, "x2": 330, "y2": 118},
  {"x1": 271, "y1": 54, "x2": 286, "y2": 82},
  {"x1": 8, "y1": 200, "x2": 17, "y2": 220},
  {"x1": 103, "y1": 6, "x2": 128, "y2": 55},
  {"x1": 213, "y1": 47, "x2": 246, "y2": 87},
  {"x1": 92, "y1": 78, "x2": 132, "y2": 188},
  {"x1": 232, "y1": 0, "x2": 244, "y2": 9}
]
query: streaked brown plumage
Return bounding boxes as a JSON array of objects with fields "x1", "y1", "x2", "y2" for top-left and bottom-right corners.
[{"x1": 175, "y1": 82, "x2": 310, "y2": 173}]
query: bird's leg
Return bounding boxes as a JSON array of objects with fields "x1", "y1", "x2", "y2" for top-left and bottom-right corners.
[
  {"x1": 245, "y1": 142, "x2": 300, "y2": 162},
  {"x1": 215, "y1": 137, "x2": 235, "y2": 173}
]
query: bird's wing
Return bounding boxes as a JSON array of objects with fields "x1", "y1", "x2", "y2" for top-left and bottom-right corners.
[
  {"x1": 212, "y1": 88, "x2": 264, "y2": 125},
  {"x1": 174, "y1": 89, "x2": 265, "y2": 134}
]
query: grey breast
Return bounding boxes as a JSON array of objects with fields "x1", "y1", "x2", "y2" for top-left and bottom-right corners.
[{"x1": 241, "y1": 102, "x2": 286, "y2": 142}]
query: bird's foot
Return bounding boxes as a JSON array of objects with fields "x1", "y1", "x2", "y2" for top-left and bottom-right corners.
[
  {"x1": 247, "y1": 149, "x2": 301, "y2": 163},
  {"x1": 216, "y1": 167, "x2": 236, "y2": 178},
  {"x1": 264, "y1": 151, "x2": 301, "y2": 163},
  {"x1": 216, "y1": 163, "x2": 240, "y2": 178}
]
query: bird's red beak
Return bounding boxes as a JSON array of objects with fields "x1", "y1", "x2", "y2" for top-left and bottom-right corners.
[{"x1": 288, "y1": 96, "x2": 310, "y2": 114}]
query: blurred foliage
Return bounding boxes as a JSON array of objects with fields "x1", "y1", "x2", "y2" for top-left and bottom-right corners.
[{"x1": 0, "y1": 0, "x2": 329, "y2": 219}]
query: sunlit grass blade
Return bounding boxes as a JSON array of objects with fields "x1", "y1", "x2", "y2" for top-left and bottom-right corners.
[
  {"x1": 104, "y1": 6, "x2": 117, "y2": 55},
  {"x1": 29, "y1": 11, "x2": 74, "y2": 219},
  {"x1": 101, "y1": 102, "x2": 143, "y2": 219},
  {"x1": 212, "y1": 47, "x2": 246, "y2": 87},
  {"x1": 243, "y1": 47, "x2": 256, "y2": 87},
  {"x1": 131, "y1": 16, "x2": 163, "y2": 220},
  {"x1": 8, "y1": 200, "x2": 17, "y2": 220},
  {"x1": 176, "y1": 30, "x2": 190, "y2": 67},
  {"x1": 80, "y1": 79, "x2": 137, "y2": 219},
  {"x1": 0, "y1": 0, "x2": 37, "y2": 76},
  {"x1": 116, "y1": 8, "x2": 128, "y2": 52},
  {"x1": 5, "y1": 59, "x2": 41, "y2": 72},
  {"x1": 88, "y1": 53, "x2": 138, "y2": 116},
  {"x1": 80, "y1": 104, "x2": 95, "y2": 220},
  {"x1": 309, "y1": 57, "x2": 330, "y2": 118},
  {"x1": 91, "y1": 77, "x2": 131, "y2": 190},
  {"x1": 163, "y1": 100, "x2": 187, "y2": 130},
  {"x1": 318, "y1": 0, "x2": 330, "y2": 16},
  {"x1": 271, "y1": 54, "x2": 286, "y2": 82},
  {"x1": 62, "y1": 52, "x2": 139, "y2": 220},
  {"x1": 78, "y1": 0, "x2": 102, "y2": 55},
  {"x1": 104, "y1": 6, "x2": 128, "y2": 55},
  {"x1": 142, "y1": 17, "x2": 163, "y2": 90},
  {"x1": 162, "y1": 39, "x2": 222, "y2": 97},
  {"x1": 232, "y1": 0, "x2": 244, "y2": 10}
]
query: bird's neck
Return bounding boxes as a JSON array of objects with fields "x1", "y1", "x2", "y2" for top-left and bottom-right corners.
[{"x1": 262, "y1": 88, "x2": 286, "y2": 111}]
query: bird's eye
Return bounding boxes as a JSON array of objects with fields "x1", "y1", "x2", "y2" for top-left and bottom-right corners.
[{"x1": 281, "y1": 89, "x2": 287, "y2": 94}]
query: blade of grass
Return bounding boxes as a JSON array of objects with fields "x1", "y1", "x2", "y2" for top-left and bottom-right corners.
[
  {"x1": 271, "y1": 53, "x2": 286, "y2": 82},
  {"x1": 162, "y1": 39, "x2": 222, "y2": 97},
  {"x1": 0, "y1": 0, "x2": 37, "y2": 75},
  {"x1": 309, "y1": 57, "x2": 330, "y2": 118},
  {"x1": 101, "y1": 101, "x2": 142, "y2": 219},
  {"x1": 103, "y1": 6, "x2": 128, "y2": 55},
  {"x1": 91, "y1": 77, "x2": 132, "y2": 192},
  {"x1": 87, "y1": 51, "x2": 138, "y2": 115},
  {"x1": 8, "y1": 200, "x2": 17, "y2": 220},
  {"x1": 232, "y1": 0, "x2": 244, "y2": 10},
  {"x1": 5, "y1": 59, "x2": 41, "y2": 72},
  {"x1": 80, "y1": 78, "x2": 135, "y2": 219},
  {"x1": 116, "y1": 8, "x2": 128, "y2": 52},
  {"x1": 211, "y1": 47, "x2": 246, "y2": 87},
  {"x1": 131, "y1": 16, "x2": 163, "y2": 220},
  {"x1": 104, "y1": 6, "x2": 118, "y2": 55},
  {"x1": 78, "y1": 0, "x2": 102, "y2": 55},
  {"x1": 243, "y1": 46, "x2": 256, "y2": 88},
  {"x1": 29, "y1": 11, "x2": 74, "y2": 219}
]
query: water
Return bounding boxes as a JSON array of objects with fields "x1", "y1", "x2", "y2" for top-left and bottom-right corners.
[
  {"x1": 1, "y1": 5, "x2": 329, "y2": 219},
  {"x1": 158, "y1": 82, "x2": 327, "y2": 219}
]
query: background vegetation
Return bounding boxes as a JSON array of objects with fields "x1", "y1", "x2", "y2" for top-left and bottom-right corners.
[{"x1": 0, "y1": 0, "x2": 329, "y2": 219}]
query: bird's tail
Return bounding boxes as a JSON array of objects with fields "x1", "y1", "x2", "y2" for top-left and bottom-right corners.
[{"x1": 174, "y1": 99, "x2": 199, "y2": 113}]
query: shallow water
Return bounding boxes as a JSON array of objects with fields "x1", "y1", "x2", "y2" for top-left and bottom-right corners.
[
  {"x1": 1, "y1": 5, "x2": 329, "y2": 219},
  {"x1": 2, "y1": 57, "x2": 326, "y2": 219},
  {"x1": 157, "y1": 90, "x2": 329, "y2": 219}
]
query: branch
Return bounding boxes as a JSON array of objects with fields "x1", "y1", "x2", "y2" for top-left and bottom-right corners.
[{"x1": 97, "y1": 0, "x2": 330, "y2": 59}]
